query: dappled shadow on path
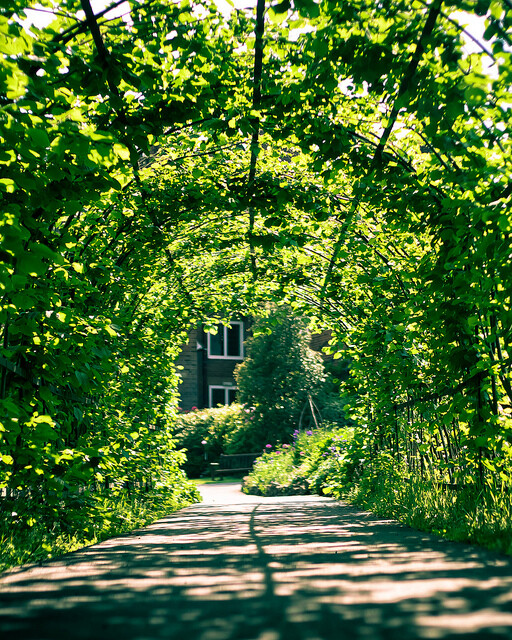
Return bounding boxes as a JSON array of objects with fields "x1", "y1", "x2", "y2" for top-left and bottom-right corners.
[{"x1": 1, "y1": 493, "x2": 512, "y2": 639}]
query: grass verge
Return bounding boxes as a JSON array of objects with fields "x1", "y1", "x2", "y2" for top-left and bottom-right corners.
[
  {"x1": 0, "y1": 483, "x2": 201, "y2": 573},
  {"x1": 343, "y1": 471, "x2": 512, "y2": 556}
]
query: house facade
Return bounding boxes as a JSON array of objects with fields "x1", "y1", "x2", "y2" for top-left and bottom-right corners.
[
  {"x1": 176, "y1": 320, "x2": 249, "y2": 411},
  {"x1": 176, "y1": 319, "x2": 336, "y2": 412}
]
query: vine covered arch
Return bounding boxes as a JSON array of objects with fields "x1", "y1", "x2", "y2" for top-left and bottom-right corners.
[{"x1": 1, "y1": 0, "x2": 511, "y2": 496}]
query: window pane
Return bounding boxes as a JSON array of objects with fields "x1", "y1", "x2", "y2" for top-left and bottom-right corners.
[
  {"x1": 228, "y1": 388, "x2": 237, "y2": 404},
  {"x1": 211, "y1": 388, "x2": 226, "y2": 407},
  {"x1": 227, "y1": 324, "x2": 241, "y2": 357},
  {"x1": 209, "y1": 327, "x2": 224, "y2": 356}
]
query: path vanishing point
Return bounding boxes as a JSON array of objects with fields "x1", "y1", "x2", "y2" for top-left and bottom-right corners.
[{"x1": 1, "y1": 482, "x2": 512, "y2": 639}]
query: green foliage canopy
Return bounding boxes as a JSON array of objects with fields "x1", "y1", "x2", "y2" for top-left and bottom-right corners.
[{"x1": 0, "y1": 0, "x2": 512, "y2": 505}]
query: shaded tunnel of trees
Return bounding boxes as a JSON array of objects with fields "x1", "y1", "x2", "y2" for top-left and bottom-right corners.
[{"x1": 1, "y1": 0, "x2": 512, "y2": 506}]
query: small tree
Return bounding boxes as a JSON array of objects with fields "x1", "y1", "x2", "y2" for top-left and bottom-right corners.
[{"x1": 234, "y1": 308, "x2": 326, "y2": 448}]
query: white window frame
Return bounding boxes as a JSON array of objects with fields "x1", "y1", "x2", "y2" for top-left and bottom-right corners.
[
  {"x1": 207, "y1": 322, "x2": 244, "y2": 360},
  {"x1": 209, "y1": 385, "x2": 237, "y2": 407}
]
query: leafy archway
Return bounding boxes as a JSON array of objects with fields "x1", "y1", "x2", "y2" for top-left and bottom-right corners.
[{"x1": 1, "y1": 0, "x2": 511, "y2": 504}]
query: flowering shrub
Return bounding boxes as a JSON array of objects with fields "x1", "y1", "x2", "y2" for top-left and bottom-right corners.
[
  {"x1": 242, "y1": 425, "x2": 355, "y2": 496},
  {"x1": 242, "y1": 446, "x2": 299, "y2": 496}
]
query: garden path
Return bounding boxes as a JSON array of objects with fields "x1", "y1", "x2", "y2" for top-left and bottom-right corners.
[{"x1": 1, "y1": 482, "x2": 512, "y2": 639}]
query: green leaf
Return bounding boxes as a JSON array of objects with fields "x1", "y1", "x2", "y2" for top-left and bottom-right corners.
[
  {"x1": 114, "y1": 143, "x2": 131, "y2": 161},
  {"x1": 1, "y1": 398, "x2": 21, "y2": 417},
  {"x1": 11, "y1": 292, "x2": 35, "y2": 311},
  {"x1": 75, "y1": 371, "x2": 88, "y2": 387},
  {"x1": 39, "y1": 387, "x2": 54, "y2": 403},
  {"x1": 28, "y1": 129, "x2": 50, "y2": 149},
  {"x1": 0, "y1": 178, "x2": 17, "y2": 193},
  {"x1": 30, "y1": 243, "x2": 63, "y2": 263},
  {"x1": 105, "y1": 325, "x2": 118, "y2": 338},
  {"x1": 17, "y1": 254, "x2": 46, "y2": 276}
]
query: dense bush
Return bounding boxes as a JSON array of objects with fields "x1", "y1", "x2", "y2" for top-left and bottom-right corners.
[
  {"x1": 242, "y1": 425, "x2": 355, "y2": 496},
  {"x1": 338, "y1": 451, "x2": 512, "y2": 556},
  {"x1": 173, "y1": 404, "x2": 258, "y2": 477}
]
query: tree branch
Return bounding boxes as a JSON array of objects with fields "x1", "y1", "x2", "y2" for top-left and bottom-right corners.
[
  {"x1": 247, "y1": 0, "x2": 265, "y2": 279},
  {"x1": 371, "y1": 0, "x2": 444, "y2": 169}
]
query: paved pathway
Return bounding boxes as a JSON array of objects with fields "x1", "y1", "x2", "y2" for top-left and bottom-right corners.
[{"x1": 1, "y1": 483, "x2": 512, "y2": 639}]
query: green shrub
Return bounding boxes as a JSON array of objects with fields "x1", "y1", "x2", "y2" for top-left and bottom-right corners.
[
  {"x1": 332, "y1": 452, "x2": 512, "y2": 557},
  {"x1": 173, "y1": 404, "x2": 256, "y2": 477},
  {"x1": 0, "y1": 478, "x2": 200, "y2": 572},
  {"x1": 242, "y1": 445, "x2": 301, "y2": 496}
]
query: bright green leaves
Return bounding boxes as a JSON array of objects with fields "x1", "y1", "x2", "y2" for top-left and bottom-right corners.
[
  {"x1": 0, "y1": 178, "x2": 16, "y2": 193},
  {"x1": 0, "y1": 16, "x2": 31, "y2": 99},
  {"x1": 26, "y1": 413, "x2": 58, "y2": 442},
  {"x1": 27, "y1": 127, "x2": 50, "y2": 150},
  {"x1": 0, "y1": 0, "x2": 510, "y2": 508}
]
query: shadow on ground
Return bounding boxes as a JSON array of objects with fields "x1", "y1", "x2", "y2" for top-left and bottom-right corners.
[{"x1": 1, "y1": 486, "x2": 512, "y2": 639}]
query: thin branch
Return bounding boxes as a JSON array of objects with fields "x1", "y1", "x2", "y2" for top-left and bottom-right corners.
[
  {"x1": 410, "y1": 0, "x2": 497, "y2": 62},
  {"x1": 247, "y1": 0, "x2": 265, "y2": 279},
  {"x1": 353, "y1": 231, "x2": 409, "y2": 299},
  {"x1": 372, "y1": 0, "x2": 444, "y2": 169},
  {"x1": 27, "y1": 7, "x2": 81, "y2": 22}
]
